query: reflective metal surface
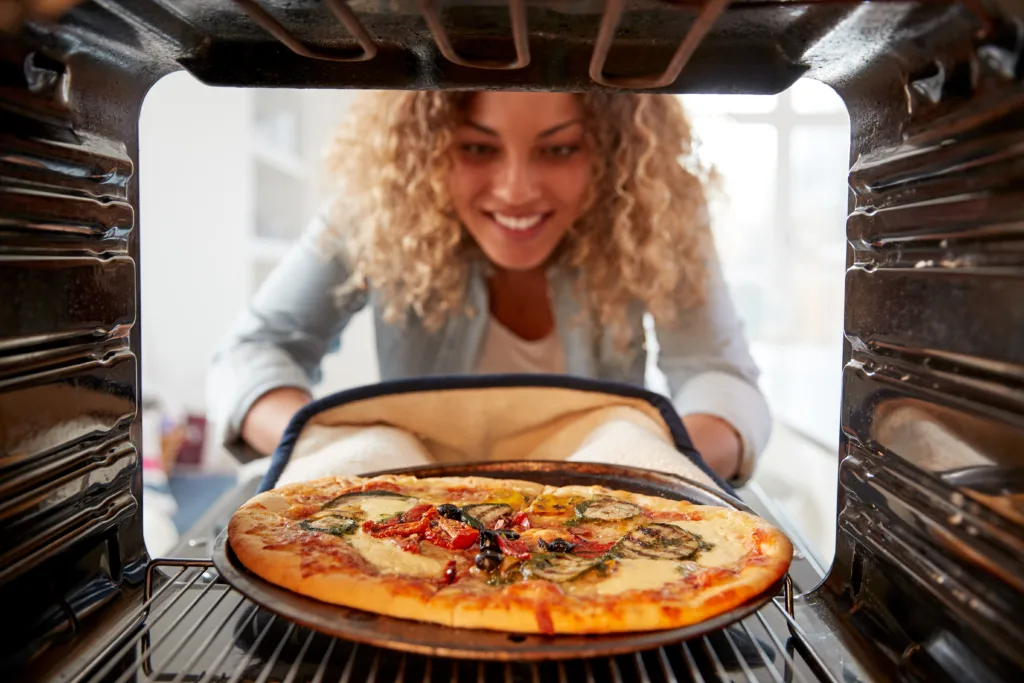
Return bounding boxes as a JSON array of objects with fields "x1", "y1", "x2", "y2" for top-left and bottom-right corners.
[
  {"x1": 0, "y1": 35, "x2": 149, "y2": 677},
  {"x1": 590, "y1": 0, "x2": 732, "y2": 88},
  {"x1": 232, "y1": 0, "x2": 378, "y2": 62},
  {"x1": 833, "y1": 8, "x2": 1024, "y2": 679},
  {"x1": 420, "y1": 0, "x2": 531, "y2": 70}
]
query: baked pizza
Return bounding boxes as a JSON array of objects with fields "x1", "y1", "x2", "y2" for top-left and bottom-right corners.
[{"x1": 228, "y1": 474, "x2": 792, "y2": 635}]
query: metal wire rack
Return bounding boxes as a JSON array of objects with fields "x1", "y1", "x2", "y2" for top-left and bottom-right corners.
[
  {"x1": 228, "y1": 0, "x2": 992, "y2": 88},
  {"x1": 420, "y1": 0, "x2": 531, "y2": 70},
  {"x1": 233, "y1": 0, "x2": 377, "y2": 62},
  {"x1": 67, "y1": 559, "x2": 829, "y2": 683}
]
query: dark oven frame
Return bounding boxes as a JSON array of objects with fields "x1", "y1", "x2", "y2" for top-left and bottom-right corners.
[{"x1": 1, "y1": 1, "x2": 1022, "y2": 681}]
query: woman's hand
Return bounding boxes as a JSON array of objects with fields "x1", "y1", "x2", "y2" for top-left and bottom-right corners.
[
  {"x1": 241, "y1": 387, "x2": 312, "y2": 456},
  {"x1": 681, "y1": 413, "x2": 742, "y2": 481}
]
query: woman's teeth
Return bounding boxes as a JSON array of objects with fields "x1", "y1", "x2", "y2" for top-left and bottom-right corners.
[{"x1": 493, "y1": 213, "x2": 543, "y2": 231}]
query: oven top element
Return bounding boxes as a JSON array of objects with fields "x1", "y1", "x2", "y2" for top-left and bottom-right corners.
[{"x1": 55, "y1": 0, "x2": 986, "y2": 93}]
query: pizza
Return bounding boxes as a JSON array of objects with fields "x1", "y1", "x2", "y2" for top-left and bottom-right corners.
[{"x1": 227, "y1": 474, "x2": 792, "y2": 635}]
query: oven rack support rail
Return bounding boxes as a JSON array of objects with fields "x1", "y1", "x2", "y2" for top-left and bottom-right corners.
[
  {"x1": 228, "y1": 0, "x2": 994, "y2": 89},
  {"x1": 67, "y1": 558, "x2": 831, "y2": 683}
]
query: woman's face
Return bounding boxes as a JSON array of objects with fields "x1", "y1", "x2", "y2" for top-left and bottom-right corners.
[{"x1": 449, "y1": 92, "x2": 592, "y2": 272}]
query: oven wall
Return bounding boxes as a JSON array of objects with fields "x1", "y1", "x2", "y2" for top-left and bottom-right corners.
[
  {"x1": 0, "y1": 27, "x2": 172, "y2": 674},
  {"x1": 824, "y1": 9, "x2": 1024, "y2": 679}
]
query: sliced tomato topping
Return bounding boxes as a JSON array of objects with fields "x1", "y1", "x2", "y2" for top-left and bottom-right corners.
[
  {"x1": 425, "y1": 516, "x2": 479, "y2": 550},
  {"x1": 361, "y1": 517, "x2": 426, "y2": 538},
  {"x1": 496, "y1": 534, "x2": 531, "y2": 560},
  {"x1": 511, "y1": 511, "x2": 531, "y2": 530},
  {"x1": 569, "y1": 534, "x2": 615, "y2": 558},
  {"x1": 402, "y1": 503, "x2": 435, "y2": 521},
  {"x1": 362, "y1": 506, "x2": 438, "y2": 538}
]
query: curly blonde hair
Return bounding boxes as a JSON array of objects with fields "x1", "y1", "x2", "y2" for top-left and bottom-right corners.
[{"x1": 324, "y1": 92, "x2": 713, "y2": 349}]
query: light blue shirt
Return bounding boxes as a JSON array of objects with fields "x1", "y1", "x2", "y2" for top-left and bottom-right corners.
[{"x1": 207, "y1": 213, "x2": 771, "y2": 483}]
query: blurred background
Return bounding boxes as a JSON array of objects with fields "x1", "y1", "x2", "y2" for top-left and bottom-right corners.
[{"x1": 138, "y1": 74, "x2": 849, "y2": 568}]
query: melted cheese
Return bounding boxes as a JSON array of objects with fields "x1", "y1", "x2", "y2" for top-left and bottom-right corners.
[
  {"x1": 667, "y1": 520, "x2": 748, "y2": 568},
  {"x1": 356, "y1": 496, "x2": 417, "y2": 520},
  {"x1": 595, "y1": 559, "x2": 682, "y2": 595},
  {"x1": 348, "y1": 532, "x2": 444, "y2": 577}
]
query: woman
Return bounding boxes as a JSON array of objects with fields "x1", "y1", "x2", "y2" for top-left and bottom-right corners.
[{"x1": 207, "y1": 91, "x2": 770, "y2": 483}]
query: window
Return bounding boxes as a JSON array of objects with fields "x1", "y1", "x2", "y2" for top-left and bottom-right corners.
[
  {"x1": 677, "y1": 81, "x2": 850, "y2": 565},
  {"x1": 680, "y1": 80, "x2": 850, "y2": 452}
]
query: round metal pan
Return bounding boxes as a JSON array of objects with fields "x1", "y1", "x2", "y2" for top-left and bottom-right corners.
[{"x1": 212, "y1": 461, "x2": 786, "y2": 661}]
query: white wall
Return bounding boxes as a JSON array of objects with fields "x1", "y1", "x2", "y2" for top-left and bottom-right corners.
[
  {"x1": 139, "y1": 73, "x2": 379, "y2": 469},
  {"x1": 139, "y1": 73, "x2": 253, "y2": 416}
]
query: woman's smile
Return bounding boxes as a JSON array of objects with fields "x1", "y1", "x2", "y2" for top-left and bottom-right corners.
[{"x1": 484, "y1": 210, "x2": 555, "y2": 241}]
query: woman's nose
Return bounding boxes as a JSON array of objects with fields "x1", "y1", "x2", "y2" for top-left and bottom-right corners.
[{"x1": 492, "y1": 154, "x2": 541, "y2": 205}]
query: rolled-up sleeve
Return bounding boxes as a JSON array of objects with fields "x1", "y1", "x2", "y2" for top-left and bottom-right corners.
[
  {"x1": 656, "y1": 255, "x2": 771, "y2": 484},
  {"x1": 206, "y1": 213, "x2": 368, "y2": 453}
]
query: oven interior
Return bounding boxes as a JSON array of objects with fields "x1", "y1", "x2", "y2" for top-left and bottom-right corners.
[{"x1": 1, "y1": 0, "x2": 1022, "y2": 681}]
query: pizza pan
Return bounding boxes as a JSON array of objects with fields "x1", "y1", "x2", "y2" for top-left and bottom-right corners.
[{"x1": 211, "y1": 460, "x2": 786, "y2": 661}]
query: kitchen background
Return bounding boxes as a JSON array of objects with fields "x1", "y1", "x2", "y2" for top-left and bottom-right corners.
[{"x1": 138, "y1": 73, "x2": 849, "y2": 569}]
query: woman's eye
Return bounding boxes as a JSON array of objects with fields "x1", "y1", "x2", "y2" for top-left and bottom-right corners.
[
  {"x1": 460, "y1": 143, "x2": 498, "y2": 158},
  {"x1": 544, "y1": 144, "x2": 579, "y2": 158}
]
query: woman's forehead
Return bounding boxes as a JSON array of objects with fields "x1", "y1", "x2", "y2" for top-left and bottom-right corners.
[{"x1": 463, "y1": 92, "x2": 582, "y2": 132}]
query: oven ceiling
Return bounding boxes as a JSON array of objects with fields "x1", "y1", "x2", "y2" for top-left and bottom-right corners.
[{"x1": 57, "y1": 0, "x2": 976, "y2": 92}]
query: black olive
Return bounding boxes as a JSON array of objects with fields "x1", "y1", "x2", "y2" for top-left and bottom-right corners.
[
  {"x1": 436, "y1": 504, "x2": 461, "y2": 520},
  {"x1": 478, "y1": 529, "x2": 500, "y2": 553},
  {"x1": 475, "y1": 552, "x2": 503, "y2": 572},
  {"x1": 538, "y1": 538, "x2": 575, "y2": 553},
  {"x1": 494, "y1": 529, "x2": 520, "y2": 540}
]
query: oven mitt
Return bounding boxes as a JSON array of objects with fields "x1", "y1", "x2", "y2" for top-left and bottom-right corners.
[
  {"x1": 276, "y1": 424, "x2": 434, "y2": 485},
  {"x1": 277, "y1": 403, "x2": 721, "y2": 492}
]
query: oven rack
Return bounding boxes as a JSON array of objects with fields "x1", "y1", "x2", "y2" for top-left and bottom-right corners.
[{"x1": 69, "y1": 558, "x2": 831, "y2": 683}]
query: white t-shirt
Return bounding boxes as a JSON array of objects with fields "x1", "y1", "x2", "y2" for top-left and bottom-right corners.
[{"x1": 474, "y1": 317, "x2": 566, "y2": 375}]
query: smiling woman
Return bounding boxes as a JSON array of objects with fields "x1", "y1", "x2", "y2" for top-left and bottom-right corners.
[
  {"x1": 325, "y1": 92, "x2": 712, "y2": 349},
  {"x1": 206, "y1": 91, "x2": 771, "y2": 484}
]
